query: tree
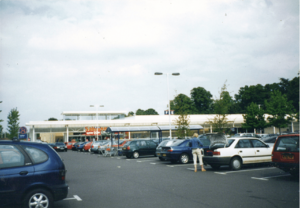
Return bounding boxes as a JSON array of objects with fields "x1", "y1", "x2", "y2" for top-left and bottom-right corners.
[
  {"x1": 144, "y1": 108, "x2": 159, "y2": 115},
  {"x1": 136, "y1": 108, "x2": 159, "y2": 115},
  {"x1": 242, "y1": 102, "x2": 267, "y2": 133},
  {"x1": 174, "y1": 112, "x2": 191, "y2": 139},
  {"x1": 7, "y1": 108, "x2": 20, "y2": 139},
  {"x1": 170, "y1": 94, "x2": 196, "y2": 114},
  {"x1": 264, "y1": 90, "x2": 295, "y2": 133},
  {"x1": 127, "y1": 111, "x2": 134, "y2": 117},
  {"x1": 48, "y1": 117, "x2": 58, "y2": 121},
  {"x1": 190, "y1": 87, "x2": 213, "y2": 114},
  {"x1": 207, "y1": 82, "x2": 230, "y2": 133}
]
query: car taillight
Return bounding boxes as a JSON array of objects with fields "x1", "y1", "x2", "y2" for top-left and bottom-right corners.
[
  {"x1": 59, "y1": 170, "x2": 66, "y2": 181},
  {"x1": 127, "y1": 146, "x2": 130, "y2": 150},
  {"x1": 54, "y1": 147, "x2": 57, "y2": 149},
  {"x1": 213, "y1": 151, "x2": 220, "y2": 155},
  {"x1": 92, "y1": 145, "x2": 94, "y2": 148},
  {"x1": 167, "y1": 149, "x2": 173, "y2": 152}
]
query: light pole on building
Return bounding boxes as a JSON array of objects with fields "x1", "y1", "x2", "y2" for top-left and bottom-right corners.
[
  {"x1": 90, "y1": 105, "x2": 104, "y2": 141},
  {"x1": 154, "y1": 72, "x2": 180, "y2": 139}
]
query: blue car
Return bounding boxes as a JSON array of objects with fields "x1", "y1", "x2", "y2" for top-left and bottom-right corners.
[
  {"x1": 160, "y1": 137, "x2": 211, "y2": 164},
  {"x1": 76, "y1": 142, "x2": 89, "y2": 152},
  {"x1": 0, "y1": 139, "x2": 68, "y2": 207}
]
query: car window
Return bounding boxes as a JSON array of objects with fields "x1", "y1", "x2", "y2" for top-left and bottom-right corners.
[
  {"x1": 235, "y1": 139, "x2": 252, "y2": 148},
  {"x1": 226, "y1": 139, "x2": 235, "y2": 147},
  {"x1": 171, "y1": 140, "x2": 185, "y2": 146},
  {"x1": 274, "y1": 136, "x2": 299, "y2": 152},
  {"x1": 250, "y1": 139, "x2": 267, "y2": 148},
  {"x1": 23, "y1": 146, "x2": 48, "y2": 164},
  {"x1": 140, "y1": 141, "x2": 146, "y2": 146},
  {"x1": 0, "y1": 145, "x2": 25, "y2": 168}
]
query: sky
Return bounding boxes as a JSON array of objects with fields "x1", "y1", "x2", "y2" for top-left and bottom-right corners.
[{"x1": 0, "y1": 0, "x2": 299, "y2": 131}]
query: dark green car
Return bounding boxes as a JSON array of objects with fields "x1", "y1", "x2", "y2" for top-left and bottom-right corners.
[{"x1": 122, "y1": 140, "x2": 158, "y2": 159}]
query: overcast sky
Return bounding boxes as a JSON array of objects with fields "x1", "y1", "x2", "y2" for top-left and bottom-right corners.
[{"x1": 0, "y1": 0, "x2": 299, "y2": 131}]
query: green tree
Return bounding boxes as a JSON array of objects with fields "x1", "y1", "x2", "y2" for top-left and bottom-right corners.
[
  {"x1": 264, "y1": 90, "x2": 295, "y2": 133},
  {"x1": 48, "y1": 117, "x2": 58, "y2": 121},
  {"x1": 171, "y1": 94, "x2": 196, "y2": 114},
  {"x1": 7, "y1": 108, "x2": 20, "y2": 139},
  {"x1": 127, "y1": 111, "x2": 134, "y2": 116},
  {"x1": 136, "y1": 108, "x2": 159, "y2": 115},
  {"x1": 208, "y1": 82, "x2": 230, "y2": 133},
  {"x1": 174, "y1": 112, "x2": 191, "y2": 139},
  {"x1": 242, "y1": 102, "x2": 267, "y2": 133},
  {"x1": 190, "y1": 87, "x2": 213, "y2": 114},
  {"x1": 144, "y1": 108, "x2": 159, "y2": 115},
  {"x1": 136, "y1": 109, "x2": 145, "y2": 115}
]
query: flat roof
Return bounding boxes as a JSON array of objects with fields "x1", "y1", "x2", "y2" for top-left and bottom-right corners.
[{"x1": 61, "y1": 111, "x2": 127, "y2": 115}]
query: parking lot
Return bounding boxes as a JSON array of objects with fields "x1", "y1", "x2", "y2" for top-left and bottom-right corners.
[{"x1": 54, "y1": 151, "x2": 299, "y2": 208}]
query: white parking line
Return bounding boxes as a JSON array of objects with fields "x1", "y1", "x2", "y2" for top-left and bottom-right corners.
[
  {"x1": 167, "y1": 164, "x2": 192, "y2": 167},
  {"x1": 64, "y1": 195, "x2": 82, "y2": 201},
  {"x1": 214, "y1": 167, "x2": 276, "y2": 175},
  {"x1": 251, "y1": 173, "x2": 291, "y2": 181}
]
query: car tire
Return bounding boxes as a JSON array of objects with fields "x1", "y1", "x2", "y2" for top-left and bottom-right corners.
[
  {"x1": 180, "y1": 153, "x2": 189, "y2": 164},
  {"x1": 133, "y1": 151, "x2": 139, "y2": 159},
  {"x1": 23, "y1": 188, "x2": 53, "y2": 208},
  {"x1": 230, "y1": 157, "x2": 242, "y2": 170},
  {"x1": 210, "y1": 164, "x2": 220, "y2": 170}
]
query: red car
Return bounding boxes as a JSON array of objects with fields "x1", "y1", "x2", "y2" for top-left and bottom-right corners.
[
  {"x1": 83, "y1": 141, "x2": 93, "y2": 152},
  {"x1": 65, "y1": 142, "x2": 76, "y2": 150},
  {"x1": 272, "y1": 134, "x2": 299, "y2": 177}
]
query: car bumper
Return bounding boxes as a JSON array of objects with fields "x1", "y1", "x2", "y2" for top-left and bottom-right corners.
[
  {"x1": 272, "y1": 162, "x2": 299, "y2": 172},
  {"x1": 52, "y1": 183, "x2": 69, "y2": 201},
  {"x1": 203, "y1": 156, "x2": 232, "y2": 165}
]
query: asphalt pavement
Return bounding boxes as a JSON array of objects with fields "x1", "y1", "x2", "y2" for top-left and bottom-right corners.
[{"x1": 54, "y1": 151, "x2": 299, "y2": 208}]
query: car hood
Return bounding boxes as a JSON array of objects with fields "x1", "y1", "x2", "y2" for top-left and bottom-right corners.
[{"x1": 205, "y1": 133, "x2": 227, "y2": 150}]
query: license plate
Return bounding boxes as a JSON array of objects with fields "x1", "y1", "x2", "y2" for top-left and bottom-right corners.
[
  {"x1": 163, "y1": 154, "x2": 166, "y2": 157},
  {"x1": 282, "y1": 155, "x2": 294, "y2": 160}
]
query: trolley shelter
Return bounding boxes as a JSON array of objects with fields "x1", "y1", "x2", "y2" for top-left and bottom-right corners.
[{"x1": 106, "y1": 125, "x2": 203, "y2": 150}]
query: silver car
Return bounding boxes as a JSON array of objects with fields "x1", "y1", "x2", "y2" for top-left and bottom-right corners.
[{"x1": 90, "y1": 141, "x2": 108, "y2": 154}]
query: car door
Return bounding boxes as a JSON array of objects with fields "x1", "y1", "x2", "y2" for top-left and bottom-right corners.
[
  {"x1": 138, "y1": 141, "x2": 147, "y2": 155},
  {"x1": 250, "y1": 139, "x2": 272, "y2": 163},
  {"x1": 146, "y1": 140, "x2": 157, "y2": 155},
  {"x1": 235, "y1": 139, "x2": 255, "y2": 164},
  {"x1": 0, "y1": 144, "x2": 35, "y2": 207}
]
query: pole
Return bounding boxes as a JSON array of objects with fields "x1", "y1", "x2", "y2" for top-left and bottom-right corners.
[{"x1": 167, "y1": 73, "x2": 172, "y2": 139}]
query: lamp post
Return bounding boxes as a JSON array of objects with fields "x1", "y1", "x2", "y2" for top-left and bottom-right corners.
[
  {"x1": 90, "y1": 105, "x2": 104, "y2": 141},
  {"x1": 154, "y1": 72, "x2": 180, "y2": 139}
]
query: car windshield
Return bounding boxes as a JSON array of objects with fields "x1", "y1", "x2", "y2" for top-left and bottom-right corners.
[
  {"x1": 274, "y1": 136, "x2": 299, "y2": 152},
  {"x1": 171, "y1": 140, "x2": 186, "y2": 146},
  {"x1": 158, "y1": 140, "x2": 176, "y2": 147}
]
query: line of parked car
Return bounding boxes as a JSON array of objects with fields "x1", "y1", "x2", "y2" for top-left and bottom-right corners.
[{"x1": 50, "y1": 132, "x2": 299, "y2": 177}]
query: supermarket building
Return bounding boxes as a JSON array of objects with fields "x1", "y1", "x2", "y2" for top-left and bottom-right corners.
[{"x1": 25, "y1": 111, "x2": 298, "y2": 143}]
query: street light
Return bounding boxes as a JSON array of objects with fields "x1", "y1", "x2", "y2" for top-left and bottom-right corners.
[
  {"x1": 90, "y1": 105, "x2": 104, "y2": 141},
  {"x1": 154, "y1": 72, "x2": 180, "y2": 139}
]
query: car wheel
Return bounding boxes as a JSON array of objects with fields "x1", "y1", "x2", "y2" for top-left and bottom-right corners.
[
  {"x1": 180, "y1": 154, "x2": 189, "y2": 164},
  {"x1": 133, "y1": 151, "x2": 139, "y2": 159},
  {"x1": 210, "y1": 164, "x2": 220, "y2": 170},
  {"x1": 230, "y1": 157, "x2": 242, "y2": 170},
  {"x1": 23, "y1": 188, "x2": 53, "y2": 208}
]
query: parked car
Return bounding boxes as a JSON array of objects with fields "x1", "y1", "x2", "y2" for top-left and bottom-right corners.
[
  {"x1": 65, "y1": 141, "x2": 76, "y2": 150},
  {"x1": 156, "y1": 140, "x2": 178, "y2": 161},
  {"x1": 261, "y1": 136, "x2": 278, "y2": 146},
  {"x1": 90, "y1": 141, "x2": 108, "y2": 154},
  {"x1": 203, "y1": 137, "x2": 273, "y2": 170},
  {"x1": 76, "y1": 142, "x2": 89, "y2": 152},
  {"x1": 83, "y1": 141, "x2": 93, "y2": 152},
  {"x1": 272, "y1": 134, "x2": 299, "y2": 177},
  {"x1": 122, "y1": 139, "x2": 158, "y2": 158},
  {"x1": 49, "y1": 142, "x2": 67, "y2": 152},
  {"x1": 159, "y1": 134, "x2": 218, "y2": 164},
  {"x1": 97, "y1": 140, "x2": 118, "y2": 154},
  {"x1": 0, "y1": 139, "x2": 68, "y2": 207}
]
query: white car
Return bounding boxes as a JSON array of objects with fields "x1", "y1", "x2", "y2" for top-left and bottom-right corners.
[{"x1": 203, "y1": 137, "x2": 273, "y2": 170}]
